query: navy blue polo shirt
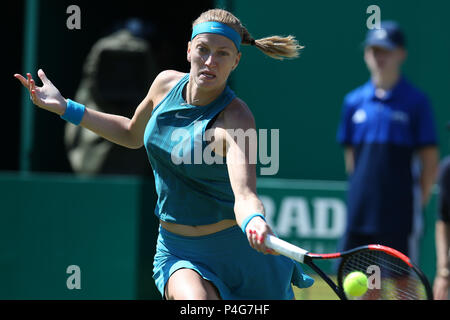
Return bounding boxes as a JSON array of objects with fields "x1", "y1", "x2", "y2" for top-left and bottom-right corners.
[
  {"x1": 337, "y1": 76, "x2": 437, "y2": 235},
  {"x1": 438, "y1": 156, "x2": 450, "y2": 223}
]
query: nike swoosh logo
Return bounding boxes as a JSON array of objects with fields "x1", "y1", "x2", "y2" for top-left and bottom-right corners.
[
  {"x1": 210, "y1": 26, "x2": 223, "y2": 30},
  {"x1": 175, "y1": 112, "x2": 190, "y2": 119}
]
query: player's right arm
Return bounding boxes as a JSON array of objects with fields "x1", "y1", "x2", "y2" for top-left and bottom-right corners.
[{"x1": 14, "y1": 69, "x2": 180, "y2": 149}]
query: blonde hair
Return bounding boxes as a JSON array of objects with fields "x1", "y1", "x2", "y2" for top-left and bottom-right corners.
[{"x1": 192, "y1": 8, "x2": 304, "y2": 60}]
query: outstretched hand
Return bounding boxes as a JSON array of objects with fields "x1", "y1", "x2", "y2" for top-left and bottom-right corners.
[{"x1": 14, "y1": 69, "x2": 67, "y2": 115}]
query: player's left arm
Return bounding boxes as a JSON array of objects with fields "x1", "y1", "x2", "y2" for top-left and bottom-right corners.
[
  {"x1": 221, "y1": 98, "x2": 275, "y2": 254},
  {"x1": 418, "y1": 146, "x2": 439, "y2": 206}
]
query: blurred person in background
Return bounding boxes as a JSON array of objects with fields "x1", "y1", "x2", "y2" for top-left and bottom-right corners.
[
  {"x1": 65, "y1": 18, "x2": 158, "y2": 176},
  {"x1": 433, "y1": 122, "x2": 450, "y2": 300},
  {"x1": 336, "y1": 21, "x2": 439, "y2": 263}
]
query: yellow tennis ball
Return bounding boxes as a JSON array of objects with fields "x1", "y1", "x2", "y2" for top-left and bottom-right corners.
[{"x1": 343, "y1": 271, "x2": 368, "y2": 297}]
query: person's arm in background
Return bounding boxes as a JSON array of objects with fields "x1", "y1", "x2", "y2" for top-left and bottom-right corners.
[
  {"x1": 344, "y1": 146, "x2": 355, "y2": 175},
  {"x1": 336, "y1": 95, "x2": 355, "y2": 176},
  {"x1": 433, "y1": 159, "x2": 450, "y2": 300},
  {"x1": 434, "y1": 219, "x2": 450, "y2": 300},
  {"x1": 418, "y1": 146, "x2": 439, "y2": 206}
]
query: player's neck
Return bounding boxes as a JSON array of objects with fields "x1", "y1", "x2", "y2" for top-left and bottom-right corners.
[
  {"x1": 371, "y1": 71, "x2": 400, "y2": 91},
  {"x1": 184, "y1": 80, "x2": 226, "y2": 107}
]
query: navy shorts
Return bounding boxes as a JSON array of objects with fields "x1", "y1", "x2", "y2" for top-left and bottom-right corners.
[{"x1": 152, "y1": 225, "x2": 314, "y2": 299}]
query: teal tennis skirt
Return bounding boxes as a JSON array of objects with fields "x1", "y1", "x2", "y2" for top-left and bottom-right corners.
[{"x1": 152, "y1": 225, "x2": 314, "y2": 300}]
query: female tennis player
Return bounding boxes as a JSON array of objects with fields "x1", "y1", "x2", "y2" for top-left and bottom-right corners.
[{"x1": 15, "y1": 8, "x2": 313, "y2": 299}]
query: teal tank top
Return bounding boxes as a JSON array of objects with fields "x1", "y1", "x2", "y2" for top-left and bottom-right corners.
[{"x1": 144, "y1": 73, "x2": 237, "y2": 225}]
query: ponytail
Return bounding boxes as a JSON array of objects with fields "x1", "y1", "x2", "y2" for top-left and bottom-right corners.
[
  {"x1": 241, "y1": 28, "x2": 303, "y2": 60},
  {"x1": 193, "y1": 9, "x2": 304, "y2": 60}
]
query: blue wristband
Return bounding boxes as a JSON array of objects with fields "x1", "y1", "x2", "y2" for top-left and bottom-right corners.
[
  {"x1": 241, "y1": 213, "x2": 266, "y2": 233},
  {"x1": 61, "y1": 99, "x2": 86, "y2": 125}
]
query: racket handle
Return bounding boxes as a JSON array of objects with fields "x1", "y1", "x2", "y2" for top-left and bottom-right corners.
[{"x1": 265, "y1": 234, "x2": 308, "y2": 263}]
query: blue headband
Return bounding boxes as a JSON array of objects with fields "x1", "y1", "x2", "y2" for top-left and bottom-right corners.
[{"x1": 191, "y1": 21, "x2": 241, "y2": 52}]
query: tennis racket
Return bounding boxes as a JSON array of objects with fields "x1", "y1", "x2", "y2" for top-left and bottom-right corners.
[{"x1": 265, "y1": 235, "x2": 433, "y2": 300}]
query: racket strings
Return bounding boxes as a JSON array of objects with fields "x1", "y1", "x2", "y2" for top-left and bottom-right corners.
[
  {"x1": 360, "y1": 251, "x2": 425, "y2": 299},
  {"x1": 351, "y1": 250, "x2": 411, "y2": 276},
  {"x1": 340, "y1": 250, "x2": 427, "y2": 300}
]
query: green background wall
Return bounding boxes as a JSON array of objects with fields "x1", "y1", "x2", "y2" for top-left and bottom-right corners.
[{"x1": 0, "y1": 173, "x2": 159, "y2": 299}]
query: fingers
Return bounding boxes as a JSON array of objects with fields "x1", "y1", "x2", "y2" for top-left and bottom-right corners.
[
  {"x1": 14, "y1": 73, "x2": 28, "y2": 88},
  {"x1": 28, "y1": 74, "x2": 36, "y2": 102},
  {"x1": 13, "y1": 72, "x2": 39, "y2": 104},
  {"x1": 14, "y1": 72, "x2": 41, "y2": 104},
  {"x1": 30, "y1": 88, "x2": 37, "y2": 103},
  {"x1": 37, "y1": 69, "x2": 50, "y2": 85},
  {"x1": 13, "y1": 72, "x2": 35, "y2": 91},
  {"x1": 247, "y1": 227, "x2": 278, "y2": 255},
  {"x1": 14, "y1": 71, "x2": 44, "y2": 89},
  {"x1": 248, "y1": 229, "x2": 268, "y2": 253},
  {"x1": 30, "y1": 76, "x2": 36, "y2": 93}
]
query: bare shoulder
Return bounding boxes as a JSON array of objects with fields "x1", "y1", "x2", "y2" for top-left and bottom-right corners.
[
  {"x1": 154, "y1": 70, "x2": 186, "y2": 86},
  {"x1": 149, "y1": 70, "x2": 186, "y2": 104},
  {"x1": 222, "y1": 97, "x2": 255, "y2": 130}
]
